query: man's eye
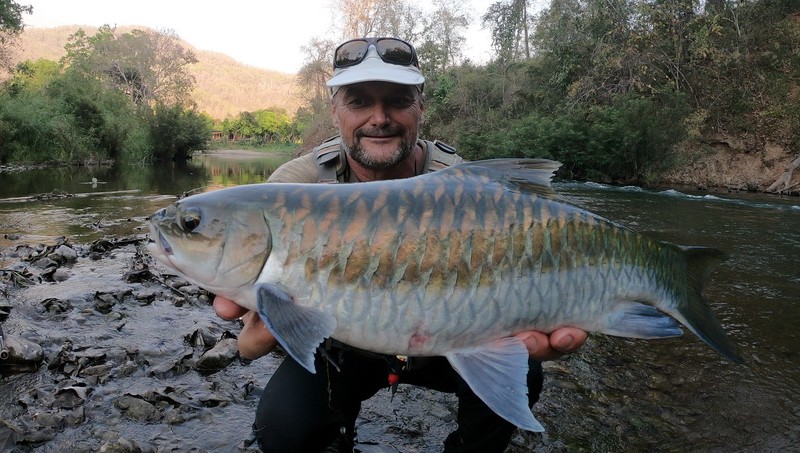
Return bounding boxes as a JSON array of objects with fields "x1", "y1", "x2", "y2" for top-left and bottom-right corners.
[
  {"x1": 391, "y1": 97, "x2": 415, "y2": 108},
  {"x1": 347, "y1": 97, "x2": 366, "y2": 107}
]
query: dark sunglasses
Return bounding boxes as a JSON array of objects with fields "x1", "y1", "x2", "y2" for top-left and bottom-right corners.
[{"x1": 333, "y1": 37, "x2": 419, "y2": 69}]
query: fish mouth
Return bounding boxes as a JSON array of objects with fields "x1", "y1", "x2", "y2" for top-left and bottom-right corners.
[{"x1": 158, "y1": 231, "x2": 173, "y2": 256}]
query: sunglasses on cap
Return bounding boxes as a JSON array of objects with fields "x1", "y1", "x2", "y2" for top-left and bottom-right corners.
[{"x1": 333, "y1": 37, "x2": 419, "y2": 69}]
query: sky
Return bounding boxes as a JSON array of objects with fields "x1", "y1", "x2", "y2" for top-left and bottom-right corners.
[{"x1": 21, "y1": 0, "x2": 504, "y2": 74}]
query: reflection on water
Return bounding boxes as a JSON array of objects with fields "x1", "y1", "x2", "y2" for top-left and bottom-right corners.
[
  {"x1": 1, "y1": 154, "x2": 798, "y2": 451},
  {"x1": 552, "y1": 181, "x2": 800, "y2": 452},
  {"x1": 0, "y1": 151, "x2": 293, "y2": 243}
]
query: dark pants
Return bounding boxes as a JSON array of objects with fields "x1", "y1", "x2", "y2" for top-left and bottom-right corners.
[{"x1": 254, "y1": 345, "x2": 543, "y2": 453}]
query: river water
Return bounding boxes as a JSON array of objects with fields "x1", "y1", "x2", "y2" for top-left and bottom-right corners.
[{"x1": 0, "y1": 151, "x2": 798, "y2": 452}]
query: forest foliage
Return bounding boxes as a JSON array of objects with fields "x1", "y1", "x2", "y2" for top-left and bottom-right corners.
[
  {"x1": 0, "y1": 19, "x2": 300, "y2": 164},
  {"x1": 427, "y1": 0, "x2": 799, "y2": 184},
  {"x1": 10, "y1": 25, "x2": 301, "y2": 120},
  {"x1": 1, "y1": 0, "x2": 799, "y2": 186},
  {"x1": 290, "y1": 0, "x2": 800, "y2": 185},
  {"x1": 1, "y1": 23, "x2": 211, "y2": 163}
]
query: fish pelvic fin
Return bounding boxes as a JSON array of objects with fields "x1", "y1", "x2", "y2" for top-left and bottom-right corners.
[
  {"x1": 673, "y1": 246, "x2": 744, "y2": 364},
  {"x1": 445, "y1": 337, "x2": 545, "y2": 432},
  {"x1": 601, "y1": 302, "x2": 684, "y2": 339},
  {"x1": 256, "y1": 283, "x2": 337, "y2": 373},
  {"x1": 455, "y1": 159, "x2": 561, "y2": 197}
]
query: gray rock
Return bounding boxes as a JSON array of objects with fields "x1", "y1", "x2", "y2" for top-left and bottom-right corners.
[
  {"x1": 52, "y1": 267, "x2": 71, "y2": 281},
  {"x1": 52, "y1": 245, "x2": 78, "y2": 263},
  {"x1": 196, "y1": 338, "x2": 239, "y2": 372},
  {"x1": 115, "y1": 395, "x2": 163, "y2": 423},
  {"x1": 2, "y1": 334, "x2": 44, "y2": 364},
  {"x1": 99, "y1": 436, "x2": 143, "y2": 453}
]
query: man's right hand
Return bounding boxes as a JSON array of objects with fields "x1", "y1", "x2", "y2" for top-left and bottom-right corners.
[{"x1": 213, "y1": 296, "x2": 278, "y2": 360}]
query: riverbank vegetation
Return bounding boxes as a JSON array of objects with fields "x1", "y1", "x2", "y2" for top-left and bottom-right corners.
[
  {"x1": 2, "y1": 1, "x2": 799, "y2": 192},
  {"x1": 0, "y1": 24, "x2": 212, "y2": 165},
  {"x1": 293, "y1": 0, "x2": 800, "y2": 189}
]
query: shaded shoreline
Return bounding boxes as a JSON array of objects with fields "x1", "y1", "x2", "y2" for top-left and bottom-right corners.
[{"x1": 4, "y1": 148, "x2": 796, "y2": 197}]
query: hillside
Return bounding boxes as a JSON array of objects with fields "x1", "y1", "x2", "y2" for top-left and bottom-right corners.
[{"x1": 8, "y1": 26, "x2": 302, "y2": 120}]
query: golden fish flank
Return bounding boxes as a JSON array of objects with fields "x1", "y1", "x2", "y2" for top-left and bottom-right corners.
[{"x1": 146, "y1": 158, "x2": 742, "y2": 434}]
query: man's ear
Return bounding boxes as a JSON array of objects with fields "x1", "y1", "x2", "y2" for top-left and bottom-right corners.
[
  {"x1": 330, "y1": 98, "x2": 339, "y2": 127},
  {"x1": 419, "y1": 93, "x2": 426, "y2": 124}
]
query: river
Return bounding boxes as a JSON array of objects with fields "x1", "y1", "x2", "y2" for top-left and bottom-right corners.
[{"x1": 0, "y1": 150, "x2": 798, "y2": 452}]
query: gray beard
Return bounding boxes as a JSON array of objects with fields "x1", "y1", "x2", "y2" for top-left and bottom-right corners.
[{"x1": 343, "y1": 134, "x2": 417, "y2": 170}]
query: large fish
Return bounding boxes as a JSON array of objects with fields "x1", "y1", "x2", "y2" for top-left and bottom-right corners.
[{"x1": 146, "y1": 159, "x2": 742, "y2": 432}]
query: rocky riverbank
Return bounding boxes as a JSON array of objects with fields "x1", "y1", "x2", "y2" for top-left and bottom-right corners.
[
  {"x1": 0, "y1": 236, "x2": 272, "y2": 451},
  {"x1": 1, "y1": 235, "x2": 565, "y2": 452},
  {"x1": 4, "y1": 231, "x2": 691, "y2": 452},
  {"x1": 4, "y1": 163, "x2": 785, "y2": 451}
]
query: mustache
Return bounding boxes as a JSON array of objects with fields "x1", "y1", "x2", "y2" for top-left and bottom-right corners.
[{"x1": 356, "y1": 126, "x2": 404, "y2": 138}]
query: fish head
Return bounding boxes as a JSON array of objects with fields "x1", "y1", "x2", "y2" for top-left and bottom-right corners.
[{"x1": 147, "y1": 195, "x2": 271, "y2": 303}]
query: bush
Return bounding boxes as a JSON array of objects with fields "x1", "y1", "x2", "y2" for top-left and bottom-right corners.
[
  {"x1": 148, "y1": 103, "x2": 211, "y2": 162},
  {"x1": 455, "y1": 92, "x2": 688, "y2": 184},
  {"x1": 0, "y1": 89, "x2": 93, "y2": 163}
]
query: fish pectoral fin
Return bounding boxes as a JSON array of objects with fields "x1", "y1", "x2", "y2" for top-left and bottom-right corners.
[
  {"x1": 601, "y1": 301, "x2": 683, "y2": 339},
  {"x1": 256, "y1": 283, "x2": 336, "y2": 374},
  {"x1": 445, "y1": 337, "x2": 544, "y2": 432}
]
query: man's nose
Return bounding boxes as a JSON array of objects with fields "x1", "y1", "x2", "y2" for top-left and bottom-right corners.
[{"x1": 369, "y1": 101, "x2": 390, "y2": 125}]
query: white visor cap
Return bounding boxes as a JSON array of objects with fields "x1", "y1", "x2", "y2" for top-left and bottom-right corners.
[{"x1": 327, "y1": 45, "x2": 425, "y2": 89}]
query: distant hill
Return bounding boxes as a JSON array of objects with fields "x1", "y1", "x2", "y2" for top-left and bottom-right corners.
[{"x1": 9, "y1": 25, "x2": 302, "y2": 120}]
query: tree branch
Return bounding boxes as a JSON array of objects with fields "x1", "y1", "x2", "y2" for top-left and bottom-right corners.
[{"x1": 766, "y1": 154, "x2": 800, "y2": 193}]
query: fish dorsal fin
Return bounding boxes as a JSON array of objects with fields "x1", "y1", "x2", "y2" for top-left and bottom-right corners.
[
  {"x1": 256, "y1": 283, "x2": 337, "y2": 373},
  {"x1": 445, "y1": 337, "x2": 545, "y2": 432},
  {"x1": 451, "y1": 159, "x2": 561, "y2": 197}
]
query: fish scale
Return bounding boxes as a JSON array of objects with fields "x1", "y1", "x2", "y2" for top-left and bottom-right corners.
[
  {"x1": 308, "y1": 187, "x2": 635, "y2": 342},
  {"x1": 147, "y1": 158, "x2": 743, "y2": 433}
]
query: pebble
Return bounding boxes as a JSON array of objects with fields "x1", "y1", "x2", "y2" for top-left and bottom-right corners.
[{"x1": 94, "y1": 293, "x2": 118, "y2": 314}]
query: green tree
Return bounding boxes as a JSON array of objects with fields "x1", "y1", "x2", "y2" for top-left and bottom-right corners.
[
  {"x1": 62, "y1": 25, "x2": 197, "y2": 107},
  {"x1": 4, "y1": 58, "x2": 60, "y2": 94},
  {"x1": 417, "y1": 0, "x2": 470, "y2": 77},
  {"x1": 254, "y1": 108, "x2": 293, "y2": 143},
  {"x1": 0, "y1": 0, "x2": 32, "y2": 71},
  {"x1": 0, "y1": 57, "x2": 150, "y2": 164},
  {"x1": 287, "y1": 0, "x2": 800, "y2": 186},
  {"x1": 482, "y1": 0, "x2": 531, "y2": 64},
  {"x1": 148, "y1": 103, "x2": 210, "y2": 161}
]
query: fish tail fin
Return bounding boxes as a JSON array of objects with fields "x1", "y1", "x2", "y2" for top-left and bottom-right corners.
[{"x1": 673, "y1": 246, "x2": 744, "y2": 364}]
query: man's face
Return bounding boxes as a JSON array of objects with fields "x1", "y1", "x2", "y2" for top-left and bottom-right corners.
[{"x1": 331, "y1": 81, "x2": 424, "y2": 170}]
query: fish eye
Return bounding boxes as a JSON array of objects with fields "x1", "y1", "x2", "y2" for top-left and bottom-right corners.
[{"x1": 179, "y1": 207, "x2": 202, "y2": 232}]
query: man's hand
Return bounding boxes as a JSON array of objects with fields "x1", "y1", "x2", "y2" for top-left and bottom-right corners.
[
  {"x1": 213, "y1": 296, "x2": 277, "y2": 360},
  {"x1": 213, "y1": 296, "x2": 587, "y2": 361},
  {"x1": 514, "y1": 328, "x2": 587, "y2": 361}
]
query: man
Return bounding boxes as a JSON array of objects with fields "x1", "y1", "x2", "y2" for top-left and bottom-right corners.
[{"x1": 214, "y1": 37, "x2": 588, "y2": 452}]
